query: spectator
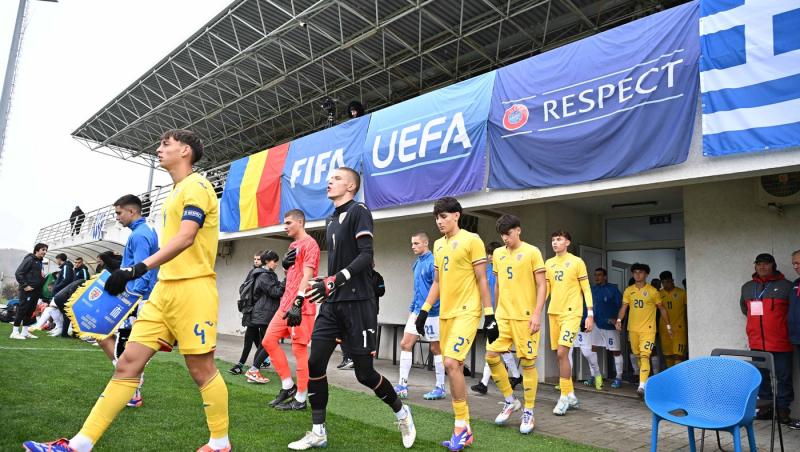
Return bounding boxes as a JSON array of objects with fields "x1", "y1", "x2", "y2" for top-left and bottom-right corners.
[
  {"x1": 740, "y1": 253, "x2": 794, "y2": 424},
  {"x1": 787, "y1": 250, "x2": 800, "y2": 430},
  {"x1": 141, "y1": 193, "x2": 152, "y2": 218},
  {"x1": 348, "y1": 100, "x2": 365, "y2": 118},
  {"x1": 11, "y1": 243, "x2": 48, "y2": 339},
  {"x1": 74, "y1": 257, "x2": 90, "y2": 281},
  {"x1": 53, "y1": 253, "x2": 75, "y2": 295},
  {"x1": 70, "y1": 206, "x2": 85, "y2": 235},
  {"x1": 230, "y1": 251, "x2": 284, "y2": 379}
]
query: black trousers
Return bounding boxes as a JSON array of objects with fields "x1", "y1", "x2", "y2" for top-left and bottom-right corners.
[
  {"x1": 757, "y1": 350, "x2": 794, "y2": 410},
  {"x1": 14, "y1": 288, "x2": 39, "y2": 327},
  {"x1": 238, "y1": 325, "x2": 267, "y2": 366}
]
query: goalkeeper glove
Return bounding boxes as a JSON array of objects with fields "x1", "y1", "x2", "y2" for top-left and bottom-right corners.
[
  {"x1": 307, "y1": 271, "x2": 349, "y2": 303},
  {"x1": 283, "y1": 294, "x2": 303, "y2": 327},
  {"x1": 484, "y1": 314, "x2": 499, "y2": 344},
  {"x1": 105, "y1": 262, "x2": 148, "y2": 296},
  {"x1": 282, "y1": 248, "x2": 297, "y2": 270},
  {"x1": 415, "y1": 304, "x2": 432, "y2": 336}
]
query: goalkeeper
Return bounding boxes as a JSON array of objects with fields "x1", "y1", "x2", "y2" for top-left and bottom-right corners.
[{"x1": 287, "y1": 167, "x2": 416, "y2": 451}]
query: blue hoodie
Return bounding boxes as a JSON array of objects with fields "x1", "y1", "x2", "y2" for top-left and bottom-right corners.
[
  {"x1": 122, "y1": 218, "x2": 160, "y2": 299},
  {"x1": 411, "y1": 251, "x2": 439, "y2": 316}
]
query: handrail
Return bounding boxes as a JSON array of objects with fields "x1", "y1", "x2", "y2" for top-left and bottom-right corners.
[{"x1": 35, "y1": 161, "x2": 232, "y2": 246}]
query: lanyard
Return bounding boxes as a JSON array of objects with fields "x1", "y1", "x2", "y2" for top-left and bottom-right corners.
[{"x1": 754, "y1": 282, "x2": 770, "y2": 301}]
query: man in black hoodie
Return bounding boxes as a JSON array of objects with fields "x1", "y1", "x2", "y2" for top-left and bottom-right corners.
[
  {"x1": 12, "y1": 243, "x2": 48, "y2": 339},
  {"x1": 53, "y1": 253, "x2": 75, "y2": 295}
]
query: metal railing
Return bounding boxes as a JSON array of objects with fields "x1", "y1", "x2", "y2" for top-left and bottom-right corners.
[{"x1": 35, "y1": 162, "x2": 232, "y2": 246}]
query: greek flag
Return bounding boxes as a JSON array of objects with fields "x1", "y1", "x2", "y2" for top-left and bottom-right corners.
[{"x1": 700, "y1": 0, "x2": 800, "y2": 156}]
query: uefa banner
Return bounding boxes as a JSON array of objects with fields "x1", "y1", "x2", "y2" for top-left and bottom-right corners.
[
  {"x1": 362, "y1": 71, "x2": 496, "y2": 209},
  {"x1": 280, "y1": 115, "x2": 370, "y2": 221},
  {"x1": 487, "y1": 1, "x2": 699, "y2": 189}
]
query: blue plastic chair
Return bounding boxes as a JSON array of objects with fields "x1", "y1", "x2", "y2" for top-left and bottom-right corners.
[{"x1": 646, "y1": 356, "x2": 761, "y2": 452}]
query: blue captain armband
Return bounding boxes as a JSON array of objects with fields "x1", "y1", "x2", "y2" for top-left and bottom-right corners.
[{"x1": 182, "y1": 205, "x2": 206, "y2": 226}]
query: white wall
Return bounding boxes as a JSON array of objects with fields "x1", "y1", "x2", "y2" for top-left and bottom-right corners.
[{"x1": 684, "y1": 178, "x2": 800, "y2": 411}]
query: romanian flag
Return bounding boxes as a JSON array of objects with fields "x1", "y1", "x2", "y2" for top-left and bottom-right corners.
[{"x1": 220, "y1": 143, "x2": 290, "y2": 232}]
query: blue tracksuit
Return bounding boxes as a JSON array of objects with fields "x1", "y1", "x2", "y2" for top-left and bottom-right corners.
[{"x1": 410, "y1": 251, "x2": 439, "y2": 316}]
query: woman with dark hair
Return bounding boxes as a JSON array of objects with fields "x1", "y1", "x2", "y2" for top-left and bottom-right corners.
[{"x1": 231, "y1": 250, "x2": 285, "y2": 383}]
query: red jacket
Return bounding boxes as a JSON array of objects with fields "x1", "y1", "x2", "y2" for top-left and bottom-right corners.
[{"x1": 740, "y1": 272, "x2": 793, "y2": 352}]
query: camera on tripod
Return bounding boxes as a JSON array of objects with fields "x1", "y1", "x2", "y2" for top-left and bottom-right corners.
[{"x1": 321, "y1": 97, "x2": 337, "y2": 128}]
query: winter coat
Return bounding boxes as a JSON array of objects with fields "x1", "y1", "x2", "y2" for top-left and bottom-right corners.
[
  {"x1": 15, "y1": 253, "x2": 45, "y2": 290},
  {"x1": 740, "y1": 272, "x2": 793, "y2": 352}
]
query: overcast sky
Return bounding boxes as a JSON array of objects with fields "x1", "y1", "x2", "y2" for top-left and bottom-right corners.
[{"x1": 0, "y1": 0, "x2": 231, "y2": 250}]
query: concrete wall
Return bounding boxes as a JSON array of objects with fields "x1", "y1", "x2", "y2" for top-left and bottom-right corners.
[{"x1": 684, "y1": 178, "x2": 800, "y2": 411}]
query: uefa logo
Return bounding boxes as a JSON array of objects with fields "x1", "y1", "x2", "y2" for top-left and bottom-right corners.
[
  {"x1": 88, "y1": 287, "x2": 103, "y2": 301},
  {"x1": 502, "y1": 104, "x2": 529, "y2": 131}
]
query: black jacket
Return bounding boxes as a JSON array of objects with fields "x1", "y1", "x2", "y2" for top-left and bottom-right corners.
[
  {"x1": 54, "y1": 261, "x2": 76, "y2": 294},
  {"x1": 73, "y1": 265, "x2": 90, "y2": 281},
  {"x1": 246, "y1": 268, "x2": 284, "y2": 327},
  {"x1": 15, "y1": 253, "x2": 45, "y2": 290}
]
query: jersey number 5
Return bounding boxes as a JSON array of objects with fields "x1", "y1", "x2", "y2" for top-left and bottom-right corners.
[{"x1": 506, "y1": 267, "x2": 513, "y2": 279}]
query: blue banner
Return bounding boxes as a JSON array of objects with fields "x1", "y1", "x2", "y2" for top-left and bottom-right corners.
[
  {"x1": 487, "y1": 2, "x2": 699, "y2": 189},
  {"x1": 700, "y1": 0, "x2": 800, "y2": 156},
  {"x1": 280, "y1": 115, "x2": 370, "y2": 221},
  {"x1": 363, "y1": 72, "x2": 496, "y2": 209},
  {"x1": 66, "y1": 271, "x2": 142, "y2": 340}
]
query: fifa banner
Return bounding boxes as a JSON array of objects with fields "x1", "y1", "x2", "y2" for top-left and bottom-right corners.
[
  {"x1": 280, "y1": 115, "x2": 370, "y2": 221},
  {"x1": 65, "y1": 271, "x2": 141, "y2": 340},
  {"x1": 363, "y1": 72, "x2": 496, "y2": 209},
  {"x1": 220, "y1": 143, "x2": 290, "y2": 232},
  {"x1": 487, "y1": 1, "x2": 699, "y2": 189},
  {"x1": 700, "y1": 0, "x2": 800, "y2": 156}
]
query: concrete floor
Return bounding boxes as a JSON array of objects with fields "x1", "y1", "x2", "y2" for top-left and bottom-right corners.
[{"x1": 215, "y1": 333, "x2": 798, "y2": 452}]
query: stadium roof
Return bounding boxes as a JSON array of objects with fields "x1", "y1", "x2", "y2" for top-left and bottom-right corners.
[{"x1": 72, "y1": 0, "x2": 685, "y2": 169}]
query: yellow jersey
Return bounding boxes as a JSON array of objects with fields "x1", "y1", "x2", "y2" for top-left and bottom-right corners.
[
  {"x1": 493, "y1": 242, "x2": 545, "y2": 321},
  {"x1": 659, "y1": 287, "x2": 687, "y2": 329},
  {"x1": 433, "y1": 229, "x2": 486, "y2": 319},
  {"x1": 158, "y1": 172, "x2": 219, "y2": 281},
  {"x1": 545, "y1": 253, "x2": 591, "y2": 316},
  {"x1": 624, "y1": 283, "x2": 662, "y2": 333}
]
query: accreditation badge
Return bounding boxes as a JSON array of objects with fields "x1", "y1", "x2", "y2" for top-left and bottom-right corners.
[{"x1": 65, "y1": 271, "x2": 142, "y2": 341}]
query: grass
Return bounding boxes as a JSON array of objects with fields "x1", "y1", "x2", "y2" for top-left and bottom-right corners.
[{"x1": 0, "y1": 323, "x2": 603, "y2": 451}]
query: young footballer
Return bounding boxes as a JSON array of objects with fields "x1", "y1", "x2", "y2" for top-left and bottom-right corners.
[
  {"x1": 486, "y1": 214, "x2": 546, "y2": 434},
  {"x1": 395, "y1": 231, "x2": 446, "y2": 401},
  {"x1": 288, "y1": 167, "x2": 415, "y2": 450},
  {"x1": 262, "y1": 209, "x2": 320, "y2": 411},
  {"x1": 615, "y1": 263, "x2": 672, "y2": 398},
  {"x1": 24, "y1": 129, "x2": 229, "y2": 452},
  {"x1": 415, "y1": 197, "x2": 499, "y2": 451},
  {"x1": 546, "y1": 230, "x2": 593, "y2": 416},
  {"x1": 657, "y1": 270, "x2": 686, "y2": 368}
]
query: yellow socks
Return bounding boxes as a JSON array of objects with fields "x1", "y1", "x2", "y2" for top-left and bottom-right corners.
[
  {"x1": 639, "y1": 354, "x2": 651, "y2": 384},
  {"x1": 487, "y1": 354, "x2": 513, "y2": 399},
  {"x1": 559, "y1": 377, "x2": 574, "y2": 397},
  {"x1": 78, "y1": 378, "x2": 139, "y2": 442},
  {"x1": 520, "y1": 358, "x2": 537, "y2": 409},
  {"x1": 452, "y1": 399, "x2": 470, "y2": 427},
  {"x1": 200, "y1": 371, "x2": 229, "y2": 440}
]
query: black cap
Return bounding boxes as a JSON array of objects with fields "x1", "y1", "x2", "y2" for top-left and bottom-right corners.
[{"x1": 754, "y1": 253, "x2": 776, "y2": 264}]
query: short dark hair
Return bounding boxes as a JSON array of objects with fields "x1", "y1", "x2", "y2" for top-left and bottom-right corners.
[
  {"x1": 486, "y1": 241, "x2": 503, "y2": 255},
  {"x1": 260, "y1": 250, "x2": 279, "y2": 263},
  {"x1": 496, "y1": 214, "x2": 521, "y2": 235},
  {"x1": 75, "y1": 257, "x2": 84, "y2": 262},
  {"x1": 659, "y1": 270, "x2": 673, "y2": 280},
  {"x1": 113, "y1": 194, "x2": 142, "y2": 212},
  {"x1": 630, "y1": 262, "x2": 650, "y2": 274},
  {"x1": 98, "y1": 251, "x2": 122, "y2": 272},
  {"x1": 551, "y1": 229, "x2": 572, "y2": 241},
  {"x1": 162, "y1": 129, "x2": 204, "y2": 164},
  {"x1": 433, "y1": 197, "x2": 462, "y2": 216},
  {"x1": 595, "y1": 267, "x2": 608, "y2": 276},
  {"x1": 284, "y1": 209, "x2": 306, "y2": 223},
  {"x1": 348, "y1": 100, "x2": 365, "y2": 118},
  {"x1": 337, "y1": 167, "x2": 361, "y2": 193},
  {"x1": 56, "y1": 253, "x2": 68, "y2": 261},
  {"x1": 412, "y1": 231, "x2": 429, "y2": 241},
  {"x1": 33, "y1": 243, "x2": 48, "y2": 253}
]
